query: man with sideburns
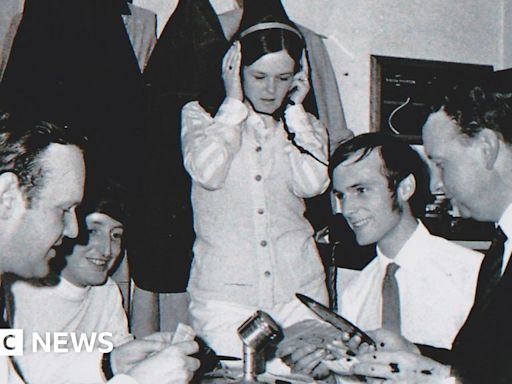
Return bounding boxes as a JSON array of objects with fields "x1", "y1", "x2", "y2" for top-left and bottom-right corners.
[
  {"x1": 280, "y1": 133, "x2": 482, "y2": 379},
  {"x1": 350, "y1": 82, "x2": 512, "y2": 384}
]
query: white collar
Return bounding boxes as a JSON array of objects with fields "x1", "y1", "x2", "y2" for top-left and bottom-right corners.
[
  {"x1": 58, "y1": 276, "x2": 90, "y2": 301},
  {"x1": 243, "y1": 101, "x2": 283, "y2": 143},
  {"x1": 377, "y1": 221, "x2": 426, "y2": 269},
  {"x1": 498, "y1": 203, "x2": 512, "y2": 241}
]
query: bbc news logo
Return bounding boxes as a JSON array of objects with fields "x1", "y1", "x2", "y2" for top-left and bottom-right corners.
[
  {"x1": 0, "y1": 330, "x2": 23, "y2": 356},
  {"x1": 0, "y1": 330, "x2": 114, "y2": 356}
]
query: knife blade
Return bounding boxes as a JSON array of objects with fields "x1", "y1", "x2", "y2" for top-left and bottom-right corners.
[{"x1": 296, "y1": 293, "x2": 376, "y2": 347}]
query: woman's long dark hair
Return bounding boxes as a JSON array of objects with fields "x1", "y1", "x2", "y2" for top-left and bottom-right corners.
[
  {"x1": 200, "y1": 16, "x2": 305, "y2": 116},
  {"x1": 237, "y1": 25, "x2": 326, "y2": 166},
  {"x1": 238, "y1": 21, "x2": 304, "y2": 72}
]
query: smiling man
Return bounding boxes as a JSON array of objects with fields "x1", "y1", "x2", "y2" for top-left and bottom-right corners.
[
  {"x1": 281, "y1": 133, "x2": 484, "y2": 380},
  {"x1": 0, "y1": 114, "x2": 198, "y2": 384},
  {"x1": 0, "y1": 122, "x2": 84, "y2": 281},
  {"x1": 350, "y1": 82, "x2": 512, "y2": 384},
  {"x1": 0, "y1": 114, "x2": 84, "y2": 384},
  {"x1": 8, "y1": 180, "x2": 135, "y2": 384},
  {"x1": 329, "y1": 133, "x2": 482, "y2": 349}
]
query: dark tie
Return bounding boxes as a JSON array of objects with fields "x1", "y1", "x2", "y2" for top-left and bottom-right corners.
[
  {"x1": 475, "y1": 226, "x2": 507, "y2": 304},
  {"x1": 0, "y1": 283, "x2": 8, "y2": 329},
  {"x1": 328, "y1": 242, "x2": 339, "y2": 312},
  {"x1": 382, "y1": 262, "x2": 401, "y2": 333}
]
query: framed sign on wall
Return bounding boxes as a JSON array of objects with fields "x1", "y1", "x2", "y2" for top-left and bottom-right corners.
[{"x1": 370, "y1": 55, "x2": 493, "y2": 143}]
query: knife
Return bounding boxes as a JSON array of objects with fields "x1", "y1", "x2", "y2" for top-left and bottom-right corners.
[{"x1": 296, "y1": 293, "x2": 376, "y2": 347}]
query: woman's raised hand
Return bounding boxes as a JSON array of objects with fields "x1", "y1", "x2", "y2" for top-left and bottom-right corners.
[
  {"x1": 222, "y1": 41, "x2": 243, "y2": 101},
  {"x1": 289, "y1": 50, "x2": 310, "y2": 106}
]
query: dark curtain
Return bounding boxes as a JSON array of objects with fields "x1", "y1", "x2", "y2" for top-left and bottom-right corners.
[
  {"x1": 129, "y1": 0, "x2": 229, "y2": 292},
  {"x1": 0, "y1": 0, "x2": 144, "y2": 191}
]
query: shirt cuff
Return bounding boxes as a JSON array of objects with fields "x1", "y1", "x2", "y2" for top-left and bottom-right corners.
[
  {"x1": 215, "y1": 97, "x2": 248, "y2": 126},
  {"x1": 284, "y1": 104, "x2": 310, "y2": 133},
  {"x1": 284, "y1": 104, "x2": 327, "y2": 161}
]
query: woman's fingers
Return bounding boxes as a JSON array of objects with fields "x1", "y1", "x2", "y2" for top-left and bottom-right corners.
[
  {"x1": 222, "y1": 42, "x2": 243, "y2": 100},
  {"x1": 300, "y1": 49, "x2": 309, "y2": 77},
  {"x1": 223, "y1": 42, "x2": 241, "y2": 72},
  {"x1": 289, "y1": 69, "x2": 310, "y2": 105}
]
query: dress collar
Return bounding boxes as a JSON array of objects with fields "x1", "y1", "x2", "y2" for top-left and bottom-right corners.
[
  {"x1": 58, "y1": 277, "x2": 91, "y2": 301},
  {"x1": 244, "y1": 101, "x2": 281, "y2": 144},
  {"x1": 498, "y1": 203, "x2": 512, "y2": 241},
  {"x1": 377, "y1": 220, "x2": 426, "y2": 269}
]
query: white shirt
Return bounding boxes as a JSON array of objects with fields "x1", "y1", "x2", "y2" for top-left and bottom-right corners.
[
  {"x1": 0, "y1": 354, "x2": 136, "y2": 384},
  {"x1": 182, "y1": 98, "x2": 329, "y2": 308},
  {"x1": 132, "y1": 0, "x2": 178, "y2": 36},
  {"x1": 0, "y1": 274, "x2": 135, "y2": 384},
  {"x1": 0, "y1": 356, "x2": 24, "y2": 384},
  {"x1": 339, "y1": 221, "x2": 483, "y2": 349},
  {"x1": 10, "y1": 276, "x2": 133, "y2": 384}
]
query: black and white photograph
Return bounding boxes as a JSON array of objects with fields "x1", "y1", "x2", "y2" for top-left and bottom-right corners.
[{"x1": 0, "y1": 0, "x2": 511, "y2": 383}]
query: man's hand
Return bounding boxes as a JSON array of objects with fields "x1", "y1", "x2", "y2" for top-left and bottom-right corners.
[
  {"x1": 279, "y1": 344, "x2": 333, "y2": 379},
  {"x1": 368, "y1": 329, "x2": 420, "y2": 353},
  {"x1": 127, "y1": 340, "x2": 200, "y2": 384},
  {"x1": 110, "y1": 332, "x2": 173, "y2": 374},
  {"x1": 351, "y1": 350, "x2": 450, "y2": 383},
  {"x1": 286, "y1": 328, "x2": 420, "y2": 379},
  {"x1": 338, "y1": 328, "x2": 419, "y2": 355}
]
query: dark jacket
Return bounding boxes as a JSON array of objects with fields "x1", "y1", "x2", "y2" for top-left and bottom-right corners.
[
  {"x1": 420, "y1": 245, "x2": 512, "y2": 383},
  {"x1": 0, "y1": 0, "x2": 144, "y2": 190}
]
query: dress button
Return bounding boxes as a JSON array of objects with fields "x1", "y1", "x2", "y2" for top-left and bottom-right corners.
[
  {"x1": 256, "y1": 146, "x2": 262, "y2": 152},
  {"x1": 257, "y1": 208, "x2": 264, "y2": 215},
  {"x1": 264, "y1": 271, "x2": 271, "y2": 277},
  {"x1": 260, "y1": 240, "x2": 267, "y2": 247},
  {"x1": 255, "y1": 175, "x2": 262, "y2": 181}
]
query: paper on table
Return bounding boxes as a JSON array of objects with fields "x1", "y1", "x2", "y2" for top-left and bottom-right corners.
[{"x1": 172, "y1": 322, "x2": 196, "y2": 344}]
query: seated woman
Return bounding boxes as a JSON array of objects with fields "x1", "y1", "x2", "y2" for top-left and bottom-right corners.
[
  {"x1": 5, "y1": 180, "x2": 198, "y2": 384},
  {"x1": 3, "y1": 179, "x2": 130, "y2": 383},
  {"x1": 182, "y1": 0, "x2": 329, "y2": 360}
]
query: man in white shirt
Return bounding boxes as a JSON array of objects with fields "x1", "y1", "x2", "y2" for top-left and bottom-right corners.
[
  {"x1": 281, "y1": 133, "x2": 482, "y2": 379},
  {"x1": 330, "y1": 133, "x2": 482, "y2": 349},
  {"x1": 0, "y1": 114, "x2": 198, "y2": 384},
  {"x1": 350, "y1": 82, "x2": 512, "y2": 383}
]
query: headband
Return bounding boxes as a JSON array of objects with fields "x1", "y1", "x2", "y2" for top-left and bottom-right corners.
[{"x1": 239, "y1": 22, "x2": 303, "y2": 39}]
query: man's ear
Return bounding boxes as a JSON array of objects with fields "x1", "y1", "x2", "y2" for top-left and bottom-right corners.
[
  {"x1": 397, "y1": 173, "x2": 416, "y2": 203},
  {"x1": 0, "y1": 172, "x2": 24, "y2": 219},
  {"x1": 477, "y1": 128, "x2": 500, "y2": 170}
]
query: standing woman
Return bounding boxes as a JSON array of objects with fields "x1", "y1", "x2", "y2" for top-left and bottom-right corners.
[{"x1": 181, "y1": 0, "x2": 329, "y2": 358}]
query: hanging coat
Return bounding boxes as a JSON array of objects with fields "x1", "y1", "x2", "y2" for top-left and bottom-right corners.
[
  {"x1": 129, "y1": 0, "x2": 228, "y2": 292},
  {"x1": 0, "y1": 0, "x2": 145, "y2": 191}
]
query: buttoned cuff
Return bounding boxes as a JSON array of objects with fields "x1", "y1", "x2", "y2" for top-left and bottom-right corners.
[{"x1": 215, "y1": 97, "x2": 248, "y2": 126}]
